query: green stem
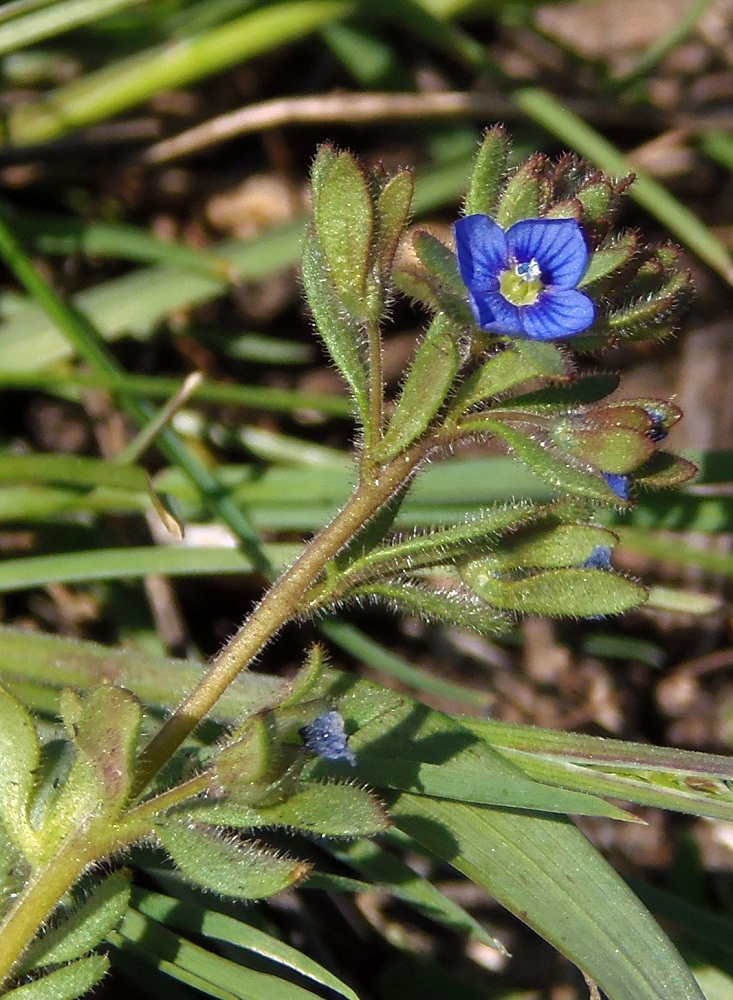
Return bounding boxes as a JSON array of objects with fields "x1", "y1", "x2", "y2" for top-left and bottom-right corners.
[
  {"x1": 363, "y1": 318, "x2": 384, "y2": 464},
  {"x1": 0, "y1": 846, "x2": 97, "y2": 985},
  {"x1": 133, "y1": 446, "x2": 424, "y2": 794}
]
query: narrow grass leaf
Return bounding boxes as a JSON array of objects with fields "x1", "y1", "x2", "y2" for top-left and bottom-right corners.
[
  {"x1": 391, "y1": 795, "x2": 705, "y2": 1000},
  {"x1": 331, "y1": 838, "x2": 504, "y2": 949},
  {"x1": 115, "y1": 908, "x2": 328, "y2": 1000},
  {"x1": 6, "y1": 2, "x2": 352, "y2": 145},
  {"x1": 0, "y1": 0, "x2": 144, "y2": 55},
  {"x1": 130, "y1": 888, "x2": 361, "y2": 1000},
  {"x1": 0, "y1": 544, "x2": 300, "y2": 593}
]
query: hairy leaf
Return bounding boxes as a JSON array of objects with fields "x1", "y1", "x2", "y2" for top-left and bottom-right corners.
[
  {"x1": 0, "y1": 685, "x2": 41, "y2": 859},
  {"x1": 3, "y1": 955, "x2": 109, "y2": 999},
  {"x1": 463, "y1": 125, "x2": 510, "y2": 218},
  {"x1": 157, "y1": 822, "x2": 309, "y2": 899},
  {"x1": 20, "y1": 872, "x2": 130, "y2": 973}
]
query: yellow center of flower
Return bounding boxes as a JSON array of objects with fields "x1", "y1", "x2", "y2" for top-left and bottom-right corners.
[{"x1": 499, "y1": 259, "x2": 543, "y2": 307}]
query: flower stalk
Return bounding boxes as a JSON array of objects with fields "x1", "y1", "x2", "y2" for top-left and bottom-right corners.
[{"x1": 133, "y1": 445, "x2": 425, "y2": 794}]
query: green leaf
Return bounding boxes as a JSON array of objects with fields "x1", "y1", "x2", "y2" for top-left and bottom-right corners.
[
  {"x1": 512, "y1": 339, "x2": 570, "y2": 378},
  {"x1": 0, "y1": 685, "x2": 41, "y2": 858},
  {"x1": 300, "y1": 224, "x2": 370, "y2": 428},
  {"x1": 331, "y1": 838, "x2": 503, "y2": 950},
  {"x1": 0, "y1": 454, "x2": 148, "y2": 492},
  {"x1": 0, "y1": 820, "x2": 21, "y2": 911},
  {"x1": 356, "y1": 580, "x2": 510, "y2": 635},
  {"x1": 448, "y1": 345, "x2": 550, "y2": 416},
  {"x1": 635, "y1": 452, "x2": 698, "y2": 489},
  {"x1": 311, "y1": 147, "x2": 374, "y2": 315},
  {"x1": 6, "y1": 205, "x2": 233, "y2": 279},
  {"x1": 38, "y1": 687, "x2": 142, "y2": 859},
  {"x1": 3, "y1": 955, "x2": 109, "y2": 1000},
  {"x1": 0, "y1": 0, "x2": 144, "y2": 56},
  {"x1": 545, "y1": 197, "x2": 583, "y2": 220},
  {"x1": 496, "y1": 155, "x2": 547, "y2": 228},
  {"x1": 213, "y1": 716, "x2": 275, "y2": 791},
  {"x1": 375, "y1": 169, "x2": 414, "y2": 275},
  {"x1": 579, "y1": 233, "x2": 638, "y2": 287},
  {"x1": 412, "y1": 230, "x2": 466, "y2": 298},
  {"x1": 342, "y1": 693, "x2": 632, "y2": 820},
  {"x1": 21, "y1": 872, "x2": 130, "y2": 973},
  {"x1": 390, "y1": 795, "x2": 705, "y2": 1000},
  {"x1": 157, "y1": 822, "x2": 309, "y2": 900},
  {"x1": 380, "y1": 314, "x2": 460, "y2": 458},
  {"x1": 130, "y1": 887, "x2": 360, "y2": 1000},
  {"x1": 495, "y1": 373, "x2": 620, "y2": 412},
  {"x1": 7, "y1": 1, "x2": 351, "y2": 147},
  {"x1": 606, "y1": 265, "x2": 691, "y2": 337},
  {"x1": 336, "y1": 502, "x2": 544, "y2": 583},
  {"x1": 71, "y1": 686, "x2": 142, "y2": 816},
  {"x1": 463, "y1": 418, "x2": 619, "y2": 503},
  {"x1": 114, "y1": 907, "x2": 327, "y2": 1000},
  {"x1": 188, "y1": 780, "x2": 389, "y2": 837},
  {"x1": 464, "y1": 126, "x2": 510, "y2": 218},
  {"x1": 462, "y1": 565, "x2": 646, "y2": 617},
  {"x1": 551, "y1": 417, "x2": 656, "y2": 474},
  {"x1": 575, "y1": 177, "x2": 619, "y2": 223}
]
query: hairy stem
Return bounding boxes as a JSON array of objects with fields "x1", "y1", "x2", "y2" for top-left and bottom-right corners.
[
  {"x1": 363, "y1": 318, "x2": 384, "y2": 463},
  {"x1": 133, "y1": 446, "x2": 424, "y2": 795},
  {"x1": 0, "y1": 843, "x2": 99, "y2": 986}
]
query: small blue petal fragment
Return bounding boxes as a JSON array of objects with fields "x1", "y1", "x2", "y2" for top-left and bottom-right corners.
[
  {"x1": 580, "y1": 545, "x2": 614, "y2": 570},
  {"x1": 300, "y1": 710, "x2": 356, "y2": 766},
  {"x1": 644, "y1": 409, "x2": 668, "y2": 443},
  {"x1": 603, "y1": 472, "x2": 631, "y2": 500}
]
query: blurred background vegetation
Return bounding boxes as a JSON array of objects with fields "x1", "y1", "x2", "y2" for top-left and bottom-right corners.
[{"x1": 2, "y1": 0, "x2": 733, "y2": 996}]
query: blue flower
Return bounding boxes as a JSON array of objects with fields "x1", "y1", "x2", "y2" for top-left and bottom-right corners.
[
  {"x1": 580, "y1": 545, "x2": 613, "y2": 571},
  {"x1": 603, "y1": 472, "x2": 630, "y2": 501},
  {"x1": 454, "y1": 215, "x2": 595, "y2": 340},
  {"x1": 299, "y1": 710, "x2": 355, "y2": 766}
]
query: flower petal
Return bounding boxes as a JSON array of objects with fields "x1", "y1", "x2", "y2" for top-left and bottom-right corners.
[
  {"x1": 454, "y1": 215, "x2": 508, "y2": 292},
  {"x1": 507, "y1": 219, "x2": 590, "y2": 288},
  {"x1": 521, "y1": 288, "x2": 595, "y2": 340},
  {"x1": 603, "y1": 473, "x2": 630, "y2": 501},
  {"x1": 300, "y1": 710, "x2": 356, "y2": 766},
  {"x1": 469, "y1": 290, "x2": 523, "y2": 334}
]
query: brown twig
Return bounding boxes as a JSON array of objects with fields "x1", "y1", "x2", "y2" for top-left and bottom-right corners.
[{"x1": 138, "y1": 89, "x2": 733, "y2": 166}]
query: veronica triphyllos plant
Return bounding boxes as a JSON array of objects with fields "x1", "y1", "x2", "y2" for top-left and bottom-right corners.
[{"x1": 0, "y1": 127, "x2": 705, "y2": 1000}]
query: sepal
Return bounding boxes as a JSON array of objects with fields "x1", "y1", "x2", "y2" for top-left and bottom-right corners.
[
  {"x1": 185, "y1": 780, "x2": 389, "y2": 838},
  {"x1": 461, "y1": 563, "x2": 646, "y2": 618}
]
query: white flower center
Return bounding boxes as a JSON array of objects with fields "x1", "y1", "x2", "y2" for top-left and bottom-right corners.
[
  {"x1": 515, "y1": 259, "x2": 542, "y2": 281},
  {"x1": 499, "y1": 258, "x2": 544, "y2": 307}
]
